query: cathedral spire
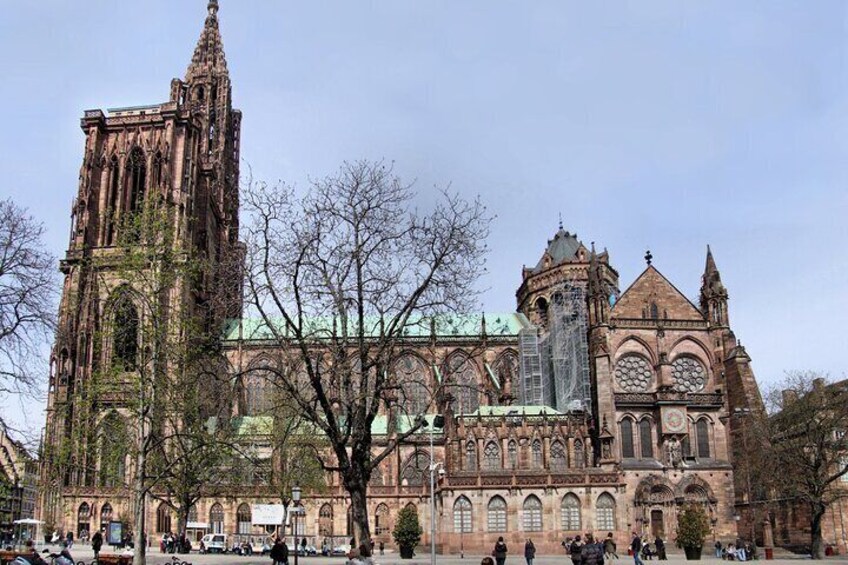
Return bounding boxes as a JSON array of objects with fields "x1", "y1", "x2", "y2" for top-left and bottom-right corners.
[
  {"x1": 700, "y1": 244, "x2": 728, "y2": 326},
  {"x1": 186, "y1": 0, "x2": 228, "y2": 81},
  {"x1": 705, "y1": 244, "x2": 719, "y2": 277}
]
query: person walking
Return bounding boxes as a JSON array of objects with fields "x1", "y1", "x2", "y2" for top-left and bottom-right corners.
[
  {"x1": 493, "y1": 536, "x2": 509, "y2": 565},
  {"x1": 715, "y1": 541, "x2": 722, "y2": 559},
  {"x1": 65, "y1": 531, "x2": 74, "y2": 550},
  {"x1": 524, "y1": 539, "x2": 536, "y2": 565},
  {"x1": 604, "y1": 533, "x2": 618, "y2": 560},
  {"x1": 92, "y1": 529, "x2": 103, "y2": 561},
  {"x1": 570, "y1": 535, "x2": 584, "y2": 565},
  {"x1": 379, "y1": 541, "x2": 384, "y2": 556},
  {"x1": 654, "y1": 537, "x2": 666, "y2": 561},
  {"x1": 580, "y1": 534, "x2": 604, "y2": 565},
  {"x1": 630, "y1": 533, "x2": 644, "y2": 565}
]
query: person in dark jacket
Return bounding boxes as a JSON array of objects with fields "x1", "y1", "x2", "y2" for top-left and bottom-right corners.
[
  {"x1": 580, "y1": 534, "x2": 604, "y2": 565},
  {"x1": 271, "y1": 538, "x2": 289, "y2": 565},
  {"x1": 570, "y1": 535, "x2": 584, "y2": 565},
  {"x1": 91, "y1": 529, "x2": 103, "y2": 560},
  {"x1": 493, "y1": 536, "x2": 508, "y2": 565},
  {"x1": 604, "y1": 533, "x2": 618, "y2": 560},
  {"x1": 654, "y1": 537, "x2": 666, "y2": 561},
  {"x1": 524, "y1": 539, "x2": 536, "y2": 565},
  {"x1": 631, "y1": 534, "x2": 644, "y2": 565}
]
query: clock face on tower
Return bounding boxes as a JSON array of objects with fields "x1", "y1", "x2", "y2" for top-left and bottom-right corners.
[{"x1": 662, "y1": 407, "x2": 687, "y2": 434}]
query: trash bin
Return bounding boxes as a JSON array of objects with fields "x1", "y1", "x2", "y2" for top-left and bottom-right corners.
[{"x1": 764, "y1": 547, "x2": 773, "y2": 560}]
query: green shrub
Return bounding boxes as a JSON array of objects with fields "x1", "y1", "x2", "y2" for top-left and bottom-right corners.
[
  {"x1": 676, "y1": 504, "x2": 711, "y2": 548},
  {"x1": 392, "y1": 505, "x2": 423, "y2": 549}
]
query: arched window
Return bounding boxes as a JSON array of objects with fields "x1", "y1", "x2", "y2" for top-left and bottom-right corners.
[
  {"x1": 466, "y1": 441, "x2": 477, "y2": 471},
  {"x1": 210, "y1": 503, "x2": 224, "y2": 534},
  {"x1": 550, "y1": 440, "x2": 567, "y2": 470},
  {"x1": 445, "y1": 353, "x2": 480, "y2": 414},
  {"x1": 237, "y1": 503, "x2": 251, "y2": 534},
  {"x1": 573, "y1": 439, "x2": 585, "y2": 469},
  {"x1": 401, "y1": 451, "x2": 429, "y2": 486},
  {"x1": 106, "y1": 155, "x2": 120, "y2": 244},
  {"x1": 495, "y1": 352, "x2": 518, "y2": 392},
  {"x1": 522, "y1": 495, "x2": 542, "y2": 532},
  {"x1": 99, "y1": 412, "x2": 128, "y2": 487},
  {"x1": 319, "y1": 504, "x2": 334, "y2": 537},
  {"x1": 99, "y1": 503, "x2": 112, "y2": 531},
  {"x1": 369, "y1": 465, "x2": 384, "y2": 487},
  {"x1": 395, "y1": 355, "x2": 429, "y2": 415},
  {"x1": 156, "y1": 502, "x2": 171, "y2": 533},
  {"x1": 78, "y1": 502, "x2": 91, "y2": 538},
  {"x1": 639, "y1": 419, "x2": 653, "y2": 459},
  {"x1": 153, "y1": 152, "x2": 163, "y2": 187},
  {"x1": 536, "y1": 297, "x2": 549, "y2": 328},
  {"x1": 375, "y1": 503, "x2": 390, "y2": 536},
  {"x1": 127, "y1": 147, "x2": 146, "y2": 216},
  {"x1": 483, "y1": 441, "x2": 500, "y2": 470},
  {"x1": 531, "y1": 439, "x2": 543, "y2": 467},
  {"x1": 649, "y1": 302, "x2": 659, "y2": 320},
  {"x1": 507, "y1": 440, "x2": 517, "y2": 469},
  {"x1": 620, "y1": 419, "x2": 635, "y2": 458},
  {"x1": 244, "y1": 362, "x2": 273, "y2": 416},
  {"x1": 453, "y1": 497, "x2": 472, "y2": 533},
  {"x1": 696, "y1": 419, "x2": 711, "y2": 458},
  {"x1": 596, "y1": 493, "x2": 616, "y2": 530},
  {"x1": 112, "y1": 295, "x2": 139, "y2": 370},
  {"x1": 561, "y1": 494, "x2": 581, "y2": 531},
  {"x1": 188, "y1": 505, "x2": 198, "y2": 523},
  {"x1": 487, "y1": 496, "x2": 507, "y2": 532}
]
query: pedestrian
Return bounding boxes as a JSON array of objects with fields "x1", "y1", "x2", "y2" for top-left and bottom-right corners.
[
  {"x1": 570, "y1": 535, "x2": 584, "y2": 565},
  {"x1": 92, "y1": 529, "x2": 103, "y2": 561},
  {"x1": 359, "y1": 542, "x2": 376, "y2": 565},
  {"x1": 630, "y1": 533, "x2": 643, "y2": 565},
  {"x1": 65, "y1": 531, "x2": 74, "y2": 550},
  {"x1": 346, "y1": 547, "x2": 364, "y2": 565},
  {"x1": 271, "y1": 537, "x2": 286, "y2": 565},
  {"x1": 654, "y1": 537, "x2": 666, "y2": 561},
  {"x1": 715, "y1": 541, "x2": 722, "y2": 559},
  {"x1": 580, "y1": 534, "x2": 604, "y2": 565},
  {"x1": 525, "y1": 539, "x2": 536, "y2": 565},
  {"x1": 604, "y1": 533, "x2": 618, "y2": 560},
  {"x1": 379, "y1": 541, "x2": 385, "y2": 556},
  {"x1": 493, "y1": 536, "x2": 508, "y2": 565}
]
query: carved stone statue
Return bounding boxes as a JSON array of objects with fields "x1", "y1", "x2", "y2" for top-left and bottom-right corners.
[{"x1": 665, "y1": 436, "x2": 682, "y2": 467}]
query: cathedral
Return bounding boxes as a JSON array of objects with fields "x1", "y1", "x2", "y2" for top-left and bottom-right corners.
[{"x1": 39, "y1": 2, "x2": 767, "y2": 555}]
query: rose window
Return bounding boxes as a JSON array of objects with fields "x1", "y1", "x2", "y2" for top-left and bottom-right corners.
[
  {"x1": 671, "y1": 357, "x2": 707, "y2": 392},
  {"x1": 614, "y1": 355, "x2": 653, "y2": 392}
]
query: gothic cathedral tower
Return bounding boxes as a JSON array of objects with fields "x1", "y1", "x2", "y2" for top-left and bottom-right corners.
[{"x1": 40, "y1": 2, "x2": 241, "y2": 531}]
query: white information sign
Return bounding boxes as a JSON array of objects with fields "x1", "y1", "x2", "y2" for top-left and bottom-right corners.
[{"x1": 251, "y1": 504, "x2": 286, "y2": 525}]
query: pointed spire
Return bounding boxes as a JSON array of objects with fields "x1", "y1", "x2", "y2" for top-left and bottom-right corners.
[
  {"x1": 558, "y1": 213, "x2": 564, "y2": 231},
  {"x1": 186, "y1": 0, "x2": 228, "y2": 81},
  {"x1": 705, "y1": 244, "x2": 719, "y2": 277}
]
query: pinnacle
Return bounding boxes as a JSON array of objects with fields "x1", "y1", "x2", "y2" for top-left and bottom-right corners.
[
  {"x1": 186, "y1": 0, "x2": 228, "y2": 81},
  {"x1": 705, "y1": 244, "x2": 719, "y2": 276}
]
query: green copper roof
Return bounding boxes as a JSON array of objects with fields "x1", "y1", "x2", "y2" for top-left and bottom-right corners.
[
  {"x1": 222, "y1": 313, "x2": 530, "y2": 342},
  {"x1": 229, "y1": 413, "x2": 444, "y2": 437}
]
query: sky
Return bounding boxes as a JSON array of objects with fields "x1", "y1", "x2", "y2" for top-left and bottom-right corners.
[{"x1": 0, "y1": 1, "x2": 846, "y2": 437}]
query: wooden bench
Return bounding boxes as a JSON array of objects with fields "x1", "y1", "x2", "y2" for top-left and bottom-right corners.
[{"x1": 97, "y1": 553, "x2": 133, "y2": 565}]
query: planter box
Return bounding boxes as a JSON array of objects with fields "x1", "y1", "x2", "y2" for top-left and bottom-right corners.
[{"x1": 683, "y1": 546, "x2": 703, "y2": 560}]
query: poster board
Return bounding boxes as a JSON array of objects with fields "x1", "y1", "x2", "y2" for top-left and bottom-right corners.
[
  {"x1": 108, "y1": 521, "x2": 123, "y2": 546},
  {"x1": 251, "y1": 504, "x2": 286, "y2": 525}
]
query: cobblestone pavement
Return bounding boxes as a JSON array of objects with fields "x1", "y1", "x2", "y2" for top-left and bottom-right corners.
[{"x1": 33, "y1": 545, "x2": 848, "y2": 565}]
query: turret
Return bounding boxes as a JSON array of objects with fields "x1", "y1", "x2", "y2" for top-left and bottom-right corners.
[{"x1": 699, "y1": 245, "x2": 729, "y2": 327}]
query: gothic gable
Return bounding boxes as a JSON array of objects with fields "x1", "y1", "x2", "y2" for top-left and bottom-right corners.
[{"x1": 612, "y1": 266, "x2": 704, "y2": 321}]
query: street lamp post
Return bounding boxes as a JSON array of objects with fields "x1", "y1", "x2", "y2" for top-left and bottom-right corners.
[
  {"x1": 292, "y1": 486, "x2": 301, "y2": 565},
  {"x1": 425, "y1": 415, "x2": 445, "y2": 565}
]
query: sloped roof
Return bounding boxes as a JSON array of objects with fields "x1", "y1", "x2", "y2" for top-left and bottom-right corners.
[
  {"x1": 532, "y1": 228, "x2": 587, "y2": 273},
  {"x1": 222, "y1": 312, "x2": 531, "y2": 342},
  {"x1": 612, "y1": 265, "x2": 705, "y2": 321}
]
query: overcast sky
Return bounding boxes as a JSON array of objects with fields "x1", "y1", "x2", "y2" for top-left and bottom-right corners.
[{"x1": 1, "y1": 1, "x2": 846, "y2": 435}]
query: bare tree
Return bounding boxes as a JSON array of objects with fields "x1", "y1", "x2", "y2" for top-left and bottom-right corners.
[
  {"x1": 0, "y1": 198, "x2": 56, "y2": 425},
  {"x1": 761, "y1": 372, "x2": 848, "y2": 559},
  {"x1": 241, "y1": 160, "x2": 491, "y2": 544}
]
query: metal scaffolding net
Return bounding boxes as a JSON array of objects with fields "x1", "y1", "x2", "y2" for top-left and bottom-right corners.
[{"x1": 518, "y1": 279, "x2": 592, "y2": 413}]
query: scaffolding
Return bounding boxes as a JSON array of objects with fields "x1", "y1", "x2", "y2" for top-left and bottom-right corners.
[{"x1": 518, "y1": 276, "x2": 592, "y2": 414}]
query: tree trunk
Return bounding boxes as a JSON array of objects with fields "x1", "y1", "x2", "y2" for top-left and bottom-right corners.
[
  {"x1": 132, "y1": 451, "x2": 147, "y2": 565},
  {"x1": 810, "y1": 503, "x2": 826, "y2": 560},
  {"x1": 346, "y1": 478, "x2": 371, "y2": 549}
]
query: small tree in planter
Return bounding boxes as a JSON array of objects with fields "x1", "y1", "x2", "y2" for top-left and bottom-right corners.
[
  {"x1": 392, "y1": 505, "x2": 423, "y2": 559},
  {"x1": 677, "y1": 504, "x2": 712, "y2": 560}
]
